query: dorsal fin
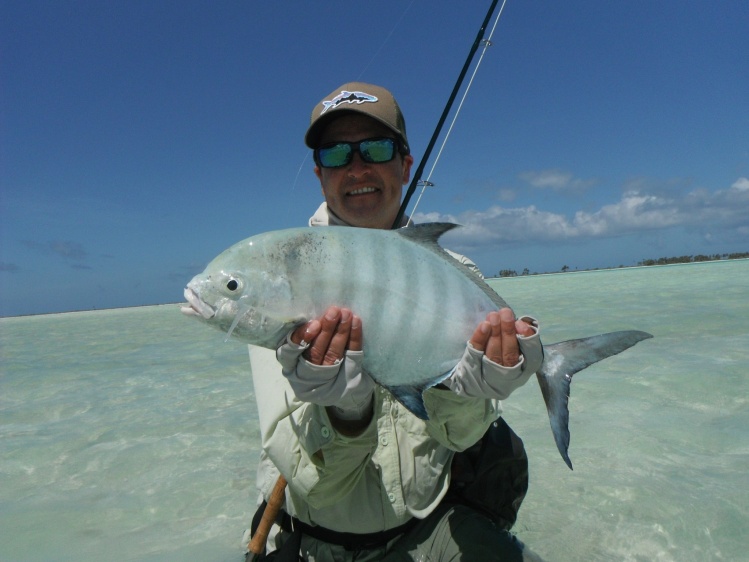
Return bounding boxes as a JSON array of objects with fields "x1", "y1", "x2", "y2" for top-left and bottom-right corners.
[
  {"x1": 395, "y1": 222, "x2": 460, "y2": 250},
  {"x1": 396, "y1": 222, "x2": 508, "y2": 310}
]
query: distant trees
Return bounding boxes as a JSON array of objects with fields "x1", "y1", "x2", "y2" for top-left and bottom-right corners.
[
  {"x1": 495, "y1": 252, "x2": 748, "y2": 278},
  {"x1": 497, "y1": 268, "x2": 532, "y2": 277},
  {"x1": 636, "y1": 252, "x2": 749, "y2": 266}
]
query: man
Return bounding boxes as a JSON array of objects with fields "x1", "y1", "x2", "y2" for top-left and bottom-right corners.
[{"x1": 246, "y1": 82, "x2": 545, "y2": 561}]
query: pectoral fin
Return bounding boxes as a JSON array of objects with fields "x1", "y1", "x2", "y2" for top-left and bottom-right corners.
[
  {"x1": 387, "y1": 384, "x2": 430, "y2": 420},
  {"x1": 386, "y1": 370, "x2": 456, "y2": 421}
]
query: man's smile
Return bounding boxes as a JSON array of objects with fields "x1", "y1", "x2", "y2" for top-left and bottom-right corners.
[{"x1": 347, "y1": 186, "x2": 379, "y2": 196}]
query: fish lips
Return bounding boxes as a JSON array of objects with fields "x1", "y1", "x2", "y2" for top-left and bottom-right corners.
[{"x1": 181, "y1": 287, "x2": 216, "y2": 320}]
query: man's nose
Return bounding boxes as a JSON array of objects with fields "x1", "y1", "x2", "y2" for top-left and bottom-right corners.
[{"x1": 346, "y1": 151, "x2": 371, "y2": 175}]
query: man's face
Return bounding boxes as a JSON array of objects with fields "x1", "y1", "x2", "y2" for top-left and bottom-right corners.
[{"x1": 314, "y1": 114, "x2": 413, "y2": 229}]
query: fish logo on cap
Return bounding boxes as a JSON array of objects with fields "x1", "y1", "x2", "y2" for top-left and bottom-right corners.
[{"x1": 321, "y1": 90, "x2": 378, "y2": 114}]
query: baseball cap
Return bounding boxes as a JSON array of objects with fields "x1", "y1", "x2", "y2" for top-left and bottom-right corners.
[{"x1": 304, "y1": 82, "x2": 409, "y2": 154}]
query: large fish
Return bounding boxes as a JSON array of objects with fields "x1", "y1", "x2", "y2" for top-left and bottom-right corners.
[{"x1": 182, "y1": 223, "x2": 652, "y2": 468}]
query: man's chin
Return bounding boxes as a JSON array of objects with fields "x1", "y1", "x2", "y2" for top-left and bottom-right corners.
[{"x1": 340, "y1": 209, "x2": 391, "y2": 229}]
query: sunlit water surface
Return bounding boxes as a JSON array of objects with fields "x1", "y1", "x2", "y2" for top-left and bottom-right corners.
[{"x1": 1, "y1": 260, "x2": 747, "y2": 561}]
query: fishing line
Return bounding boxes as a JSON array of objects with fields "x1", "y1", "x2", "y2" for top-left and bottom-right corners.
[
  {"x1": 392, "y1": 0, "x2": 507, "y2": 229},
  {"x1": 357, "y1": 0, "x2": 417, "y2": 80},
  {"x1": 288, "y1": 151, "x2": 311, "y2": 197},
  {"x1": 287, "y1": 0, "x2": 416, "y2": 224},
  {"x1": 406, "y1": 0, "x2": 509, "y2": 225}
]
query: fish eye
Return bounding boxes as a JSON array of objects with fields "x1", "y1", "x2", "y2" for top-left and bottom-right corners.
[{"x1": 217, "y1": 273, "x2": 244, "y2": 297}]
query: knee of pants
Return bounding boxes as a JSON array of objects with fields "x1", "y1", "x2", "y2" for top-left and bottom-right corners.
[{"x1": 386, "y1": 504, "x2": 529, "y2": 562}]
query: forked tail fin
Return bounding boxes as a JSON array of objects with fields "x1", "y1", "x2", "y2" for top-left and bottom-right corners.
[{"x1": 537, "y1": 330, "x2": 653, "y2": 469}]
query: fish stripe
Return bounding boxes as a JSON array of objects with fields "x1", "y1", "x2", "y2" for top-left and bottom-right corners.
[{"x1": 187, "y1": 225, "x2": 655, "y2": 467}]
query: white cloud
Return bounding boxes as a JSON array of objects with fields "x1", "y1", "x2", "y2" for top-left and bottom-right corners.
[
  {"x1": 519, "y1": 169, "x2": 597, "y2": 193},
  {"x1": 414, "y1": 179, "x2": 749, "y2": 248}
]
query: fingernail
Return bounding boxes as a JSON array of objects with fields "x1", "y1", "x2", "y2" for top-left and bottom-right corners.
[{"x1": 306, "y1": 319, "x2": 320, "y2": 335}]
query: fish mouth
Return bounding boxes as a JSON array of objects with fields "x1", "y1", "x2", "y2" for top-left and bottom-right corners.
[{"x1": 181, "y1": 287, "x2": 216, "y2": 319}]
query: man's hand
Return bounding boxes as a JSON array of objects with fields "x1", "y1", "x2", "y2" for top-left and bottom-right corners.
[
  {"x1": 290, "y1": 306, "x2": 362, "y2": 366},
  {"x1": 286, "y1": 305, "x2": 370, "y2": 434},
  {"x1": 444, "y1": 308, "x2": 541, "y2": 400},
  {"x1": 468, "y1": 308, "x2": 535, "y2": 367}
]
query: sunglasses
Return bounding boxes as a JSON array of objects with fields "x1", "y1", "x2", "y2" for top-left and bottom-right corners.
[{"x1": 315, "y1": 137, "x2": 401, "y2": 169}]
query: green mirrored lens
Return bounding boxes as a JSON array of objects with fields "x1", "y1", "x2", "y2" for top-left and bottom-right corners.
[
  {"x1": 317, "y1": 138, "x2": 396, "y2": 168},
  {"x1": 319, "y1": 143, "x2": 352, "y2": 167},
  {"x1": 360, "y1": 139, "x2": 395, "y2": 163}
]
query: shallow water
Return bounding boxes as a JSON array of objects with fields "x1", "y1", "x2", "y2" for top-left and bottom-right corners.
[
  {"x1": 492, "y1": 261, "x2": 749, "y2": 561},
  {"x1": 1, "y1": 260, "x2": 748, "y2": 561}
]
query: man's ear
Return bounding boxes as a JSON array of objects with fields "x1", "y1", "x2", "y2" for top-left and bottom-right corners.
[
  {"x1": 401, "y1": 154, "x2": 414, "y2": 184},
  {"x1": 314, "y1": 165, "x2": 326, "y2": 198}
]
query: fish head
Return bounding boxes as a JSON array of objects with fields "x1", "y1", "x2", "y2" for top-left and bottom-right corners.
[
  {"x1": 182, "y1": 267, "x2": 248, "y2": 324},
  {"x1": 181, "y1": 239, "x2": 300, "y2": 348}
]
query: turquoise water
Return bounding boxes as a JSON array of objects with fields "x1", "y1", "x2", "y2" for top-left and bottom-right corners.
[{"x1": 1, "y1": 260, "x2": 748, "y2": 561}]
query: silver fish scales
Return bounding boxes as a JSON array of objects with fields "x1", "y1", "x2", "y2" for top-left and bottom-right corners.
[{"x1": 182, "y1": 223, "x2": 652, "y2": 468}]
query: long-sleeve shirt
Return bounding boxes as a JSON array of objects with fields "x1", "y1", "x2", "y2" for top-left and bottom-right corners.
[{"x1": 251, "y1": 344, "x2": 511, "y2": 533}]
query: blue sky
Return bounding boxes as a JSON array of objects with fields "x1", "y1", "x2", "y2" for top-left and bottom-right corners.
[{"x1": 2, "y1": 0, "x2": 748, "y2": 317}]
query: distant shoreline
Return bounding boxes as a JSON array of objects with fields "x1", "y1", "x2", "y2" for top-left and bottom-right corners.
[
  {"x1": 491, "y1": 256, "x2": 749, "y2": 280},
  {"x1": 491, "y1": 253, "x2": 749, "y2": 279},
  {"x1": 2, "y1": 257, "x2": 747, "y2": 319},
  {"x1": 0, "y1": 302, "x2": 183, "y2": 320}
]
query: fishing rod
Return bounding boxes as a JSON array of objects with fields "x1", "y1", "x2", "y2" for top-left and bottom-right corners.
[
  {"x1": 391, "y1": 0, "x2": 502, "y2": 229},
  {"x1": 246, "y1": 475, "x2": 287, "y2": 560}
]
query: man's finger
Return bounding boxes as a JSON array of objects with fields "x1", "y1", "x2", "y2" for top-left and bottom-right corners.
[
  {"x1": 291, "y1": 319, "x2": 320, "y2": 346},
  {"x1": 306, "y1": 306, "x2": 340, "y2": 364},
  {"x1": 469, "y1": 320, "x2": 491, "y2": 353},
  {"x1": 348, "y1": 314, "x2": 363, "y2": 351},
  {"x1": 484, "y1": 311, "x2": 503, "y2": 364},
  {"x1": 515, "y1": 318, "x2": 535, "y2": 338},
  {"x1": 500, "y1": 308, "x2": 520, "y2": 367},
  {"x1": 323, "y1": 308, "x2": 352, "y2": 365}
]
